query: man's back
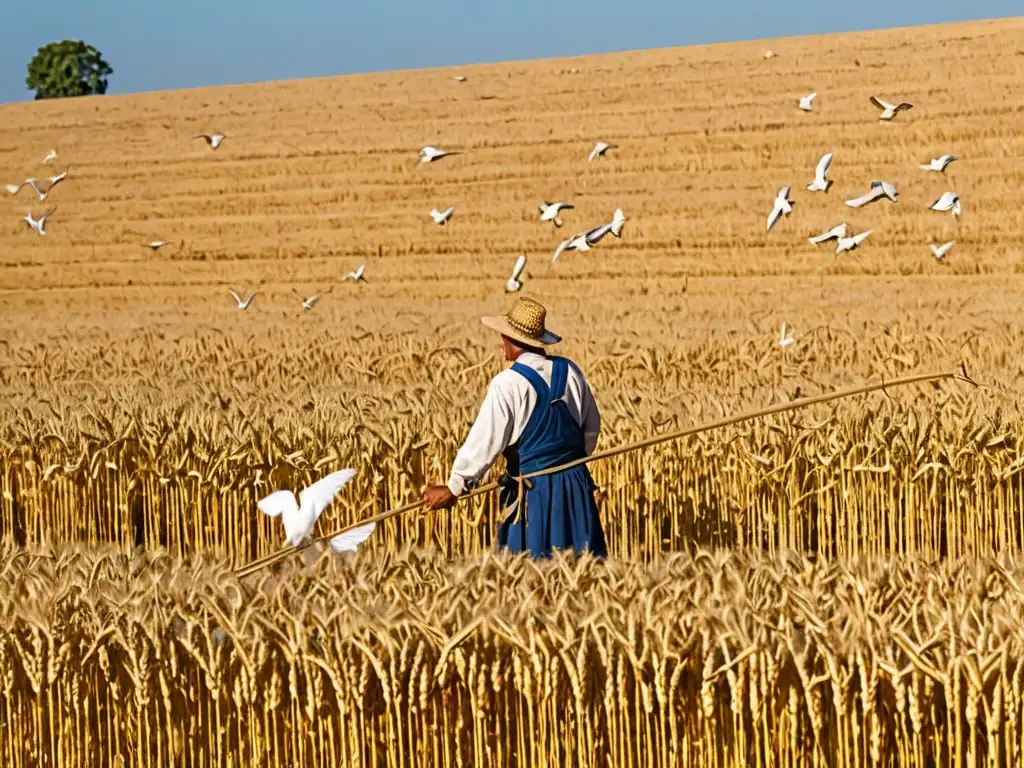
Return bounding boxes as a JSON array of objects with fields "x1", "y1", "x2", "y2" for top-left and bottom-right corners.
[
  {"x1": 489, "y1": 352, "x2": 600, "y2": 454},
  {"x1": 447, "y1": 351, "x2": 601, "y2": 496}
]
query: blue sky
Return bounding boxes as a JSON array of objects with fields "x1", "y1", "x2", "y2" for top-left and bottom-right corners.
[{"x1": 0, "y1": 1, "x2": 1016, "y2": 103}]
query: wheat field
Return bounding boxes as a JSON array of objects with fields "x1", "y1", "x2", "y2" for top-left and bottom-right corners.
[
  {"x1": 4, "y1": 544, "x2": 1024, "y2": 767},
  {"x1": 3, "y1": 16, "x2": 1024, "y2": 765}
]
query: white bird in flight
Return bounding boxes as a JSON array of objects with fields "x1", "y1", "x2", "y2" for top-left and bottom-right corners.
[
  {"x1": 22, "y1": 207, "x2": 56, "y2": 236},
  {"x1": 430, "y1": 207, "x2": 455, "y2": 225},
  {"x1": 808, "y1": 222, "x2": 848, "y2": 245},
  {"x1": 807, "y1": 152, "x2": 833, "y2": 192},
  {"x1": 930, "y1": 192, "x2": 961, "y2": 219},
  {"x1": 28, "y1": 168, "x2": 69, "y2": 200},
  {"x1": 766, "y1": 186, "x2": 793, "y2": 232},
  {"x1": 345, "y1": 264, "x2": 366, "y2": 282},
  {"x1": 552, "y1": 209, "x2": 625, "y2": 263},
  {"x1": 870, "y1": 96, "x2": 913, "y2": 121},
  {"x1": 920, "y1": 154, "x2": 958, "y2": 172},
  {"x1": 299, "y1": 288, "x2": 331, "y2": 310},
  {"x1": 452, "y1": 75, "x2": 467, "y2": 82},
  {"x1": 845, "y1": 180, "x2": 898, "y2": 208},
  {"x1": 420, "y1": 146, "x2": 458, "y2": 163},
  {"x1": 5, "y1": 179, "x2": 44, "y2": 198},
  {"x1": 588, "y1": 142, "x2": 616, "y2": 162},
  {"x1": 47, "y1": 168, "x2": 68, "y2": 189},
  {"x1": 778, "y1": 324, "x2": 795, "y2": 348},
  {"x1": 835, "y1": 230, "x2": 872, "y2": 254},
  {"x1": 763, "y1": 50, "x2": 776, "y2": 59},
  {"x1": 929, "y1": 241, "x2": 955, "y2": 260},
  {"x1": 145, "y1": 241, "x2": 170, "y2": 251},
  {"x1": 257, "y1": 469, "x2": 373, "y2": 552},
  {"x1": 228, "y1": 288, "x2": 258, "y2": 310},
  {"x1": 43, "y1": 149, "x2": 57, "y2": 164},
  {"x1": 539, "y1": 201, "x2": 574, "y2": 227},
  {"x1": 506, "y1": 254, "x2": 527, "y2": 293},
  {"x1": 195, "y1": 133, "x2": 226, "y2": 149},
  {"x1": 799, "y1": 92, "x2": 816, "y2": 112}
]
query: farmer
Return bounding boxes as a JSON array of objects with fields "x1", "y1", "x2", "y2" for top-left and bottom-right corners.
[{"x1": 422, "y1": 298, "x2": 607, "y2": 558}]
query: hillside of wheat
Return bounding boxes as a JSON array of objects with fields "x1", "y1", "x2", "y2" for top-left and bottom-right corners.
[
  {"x1": 0, "y1": 17, "x2": 1023, "y2": 564},
  {"x1": 4, "y1": 15, "x2": 1024, "y2": 766}
]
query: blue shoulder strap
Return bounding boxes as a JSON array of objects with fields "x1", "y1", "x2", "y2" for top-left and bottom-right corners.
[
  {"x1": 548, "y1": 357, "x2": 569, "y2": 402},
  {"x1": 510, "y1": 362, "x2": 549, "y2": 399}
]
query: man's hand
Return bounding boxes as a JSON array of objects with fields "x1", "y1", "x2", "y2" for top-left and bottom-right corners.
[{"x1": 423, "y1": 484, "x2": 457, "y2": 510}]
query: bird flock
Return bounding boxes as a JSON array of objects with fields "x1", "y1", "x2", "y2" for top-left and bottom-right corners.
[
  {"x1": 4, "y1": 135, "x2": 372, "y2": 312},
  {"x1": 7, "y1": 71, "x2": 962, "y2": 347},
  {"x1": 771, "y1": 92, "x2": 961, "y2": 345},
  {"x1": 784, "y1": 93, "x2": 960, "y2": 257},
  {"x1": 5, "y1": 148, "x2": 67, "y2": 236},
  {"x1": 7, "y1": 123, "x2": 631, "y2": 311}
]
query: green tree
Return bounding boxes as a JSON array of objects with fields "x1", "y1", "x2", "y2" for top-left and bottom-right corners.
[{"x1": 26, "y1": 40, "x2": 113, "y2": 100}]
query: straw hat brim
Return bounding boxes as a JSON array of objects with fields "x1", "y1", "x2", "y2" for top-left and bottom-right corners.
[{"x1": 480, "y1": 315, "x2": 561, "y2": 347}]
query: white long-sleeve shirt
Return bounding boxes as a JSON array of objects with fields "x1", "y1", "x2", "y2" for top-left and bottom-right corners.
[{"x1": 447, "y1": 353, "x2": 601, "y2": 496}]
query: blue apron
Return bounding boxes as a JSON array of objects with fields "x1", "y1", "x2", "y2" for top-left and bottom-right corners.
[{"x1": 496, "y1": 356, "x2": 608, "y2": 559}]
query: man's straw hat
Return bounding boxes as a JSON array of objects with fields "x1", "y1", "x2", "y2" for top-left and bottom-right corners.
[{"x1": 481, "y1": 298, "x2": 561, "y2": 347}]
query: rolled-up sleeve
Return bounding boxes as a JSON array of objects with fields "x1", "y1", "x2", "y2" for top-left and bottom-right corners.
[{"x1": 447, "y1": 379, "x2": 516, "y2": 496}]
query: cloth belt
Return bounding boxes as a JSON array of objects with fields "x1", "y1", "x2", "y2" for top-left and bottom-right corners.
[{"x1": 498, "y1": 472, "x2": 534, "y2": 525}]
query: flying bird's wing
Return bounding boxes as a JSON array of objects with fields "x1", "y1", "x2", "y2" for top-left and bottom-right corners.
[
  {"x1": 228, "y1": 289, "x2": 243, "y2": 304},
  {"x1": 609, "y1": 208, "x2": 625, "y2": 237},
  {"x1": 257, "y1": 490, "x2": 299, "y2": 519},
  {"x1": 845, "y1": 188, "x2": 882, "y2": 208},
  {"x1": 894, "y1": 102, "x2": 913, "y2": 112},
  {"x1": 870, "y1": 96, "x2": 892, "y2": 111},
  {"x1": 511, "y1": 254, "x2": 527, "y2": 281},
  {"x1": 298, "y1": 469, "x2": 358, "y2": 528},
  {"x1": 852, "y1": 231, "x2": 872, "y2": 246},
  {"x1": 329, "y1": 522, "x2": 377, "y2": 554},
  {"x1": 815, "y1": 153, "x2": 833, "y2": 182},
  {"x1": 809, "y1": 223, "x2": 847, "y2": 244},
  {"x1": 766, "y1": 201, "x2": 784, "y2": 232},
  {"x1": 585, "y1": 222, "x2": 613, "y2": 245},
  {"x1": 552, "y1": 238, "x2": 572, "y2": 263}
]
